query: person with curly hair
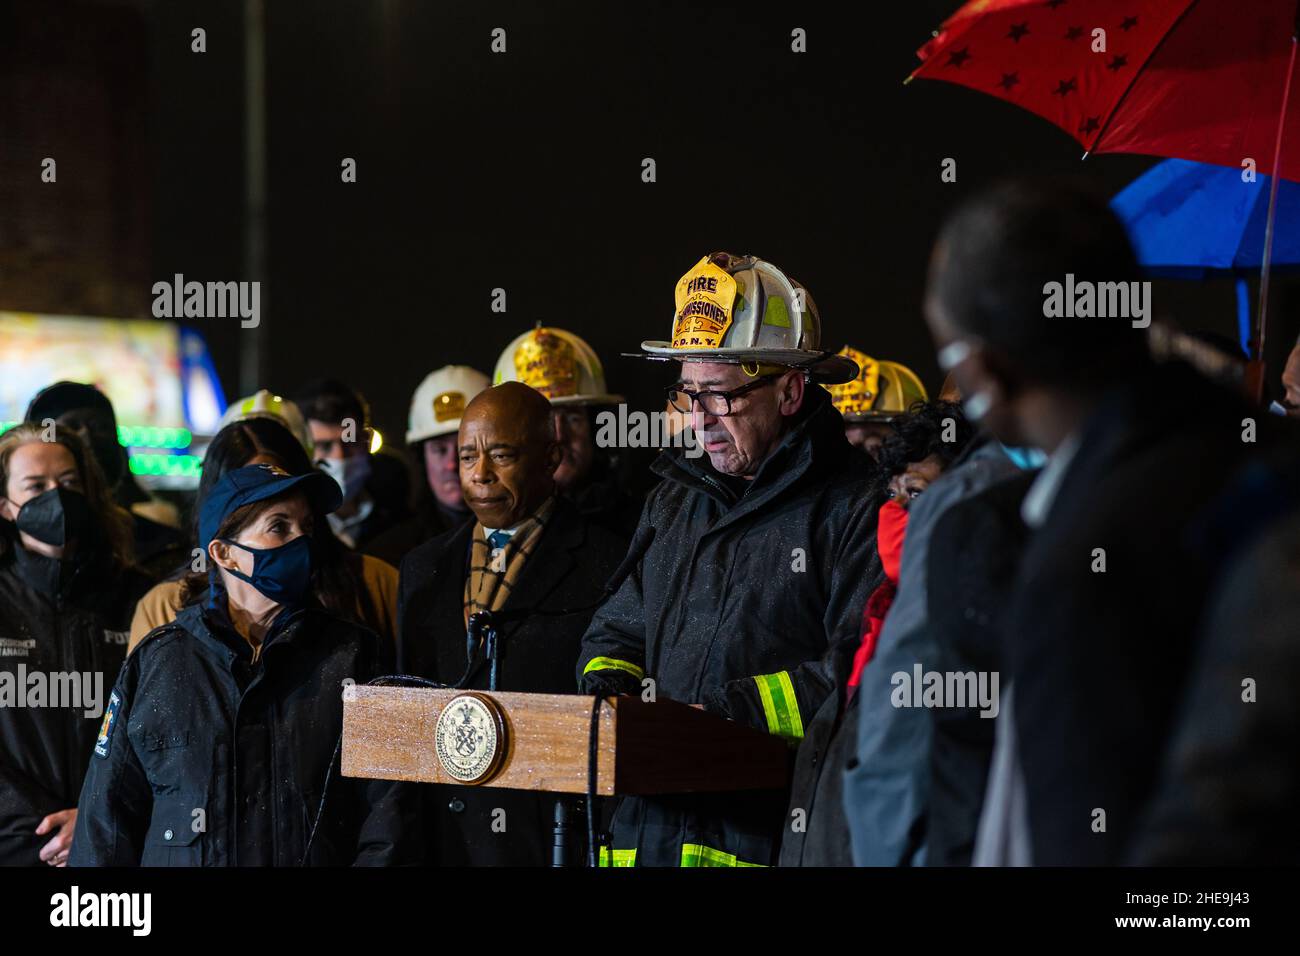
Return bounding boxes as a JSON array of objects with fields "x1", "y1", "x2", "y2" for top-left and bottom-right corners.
[
  {"x1": 781, "y1": 400, "x2": 972, "y2": 865},
  {"x1": 871, "y1": 401, "x2": 975, "y2": 512}
]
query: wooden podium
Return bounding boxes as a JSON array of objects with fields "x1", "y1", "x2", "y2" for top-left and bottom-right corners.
[{"x1": 341, "y1": 685, "x2": 792, "y2": 795}]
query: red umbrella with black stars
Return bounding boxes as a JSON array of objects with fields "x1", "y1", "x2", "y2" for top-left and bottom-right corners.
[{"x1": 910, "y1": 0, "x2": 1300, "y2": 369}]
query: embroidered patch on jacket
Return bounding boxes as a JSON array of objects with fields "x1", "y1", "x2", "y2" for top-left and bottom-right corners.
[{"x1": 94, "y1": 690, "x2": 122, "y2": 759}]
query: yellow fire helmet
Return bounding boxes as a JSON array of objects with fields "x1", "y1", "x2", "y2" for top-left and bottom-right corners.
[
  {"x1": 216, "y1": 389, "x2": 314, "y2": 457},
  {"x1": 826, "y1": 346, "x2": 882, "y2": 420},
  {"x1": 638, "y1": 252, "x2": 859, "y2": 385},
  {"x1": 407, "y1": 365, "x2": 491, "y2": 444},
  {"x1": 827, "y1": 347, "x2": 929, "y2": 421},
  {"x1": 493, "y1": 326, "x2": 624, "y2": 406}
]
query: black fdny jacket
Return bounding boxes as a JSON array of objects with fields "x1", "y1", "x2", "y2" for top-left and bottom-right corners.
[
  {"x1": 577, "y1": 386, "x2": 878, "y2": 866},
  {"x1": 0, "y1": 544, "x2": 149, "y2": 865},
  {"x1": 68, "y1": 600, "x2": 419, "y2": 866},
  {"x1": 397, "y1": 495, "x2": 627, "y2": 865}
]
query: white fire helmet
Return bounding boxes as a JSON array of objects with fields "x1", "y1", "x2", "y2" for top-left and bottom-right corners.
[
  {"x1": 637, "y1": 252, "x2": 859, "y2": 384},
  {"x1": 406, "y1": 365, "x2": 491, "y2": 444},
  {"x1": 217, "y1": 389, "x2": 314, "y2": 457}
]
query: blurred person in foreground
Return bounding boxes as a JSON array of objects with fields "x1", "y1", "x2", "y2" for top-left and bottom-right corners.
[
  {"x1": 1276, "y1": 335, "x2": 1300, "y2": 417},
  {"x1": 781, "y1": 400, "x2": 972, "y2": 866},
  {"x1": 920, "y1": 467, "x2": 1039, "y2": 866},
  {"x1": 842, "y1": 413, "x2": 1038, "y2": 867},
  {"x1": 1129, "y1": 427, "x2": 1300, "y2": 863},
  {"x1": 919, "y1": 178, "x2": 1284, "y2": 866}
]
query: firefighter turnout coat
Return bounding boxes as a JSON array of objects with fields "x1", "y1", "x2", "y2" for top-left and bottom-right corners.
[{"x1": 577, "y1": 386, "x2": 879, "y2": 866}]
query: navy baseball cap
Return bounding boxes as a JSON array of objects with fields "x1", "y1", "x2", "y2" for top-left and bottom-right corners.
[{"x1": 199, "y1": 463, "x2": 342, "y2": 547}]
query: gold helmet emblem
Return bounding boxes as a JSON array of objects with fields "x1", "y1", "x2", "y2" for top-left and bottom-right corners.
[
  {"x1": 671, "y1": 256, "x2": 739, "y2": 350},
  {"x1": 432, "y1": 390, "x2": 466, "y2": 423},
  {"x1": 826, "y1": 346, "x2": 882, "y2": 418},
  {"x1": 513, "y1": 327, "x2": 578, "y2": 400}
]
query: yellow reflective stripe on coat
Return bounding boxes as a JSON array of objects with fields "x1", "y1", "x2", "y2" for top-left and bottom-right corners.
[
  {"x1": 753, "y1": 671, "x2": 804, "y2": 741},
  {"x1": 598, "y1": 847, "x2": 637, "y2": 867},
  {"x1": 583, "y1": 657, "x2": 645, "y2": 680},
  {"x1": 680, "y1": 844, "x2": 767, "y2": 867}
]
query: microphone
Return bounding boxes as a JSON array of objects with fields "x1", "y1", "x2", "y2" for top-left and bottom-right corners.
[
  {"x1": 460, "y1": 524, "x2": 658, "y2": 683},
  {"x1": 470, "y1": 524, "x2": 657, "y2": 628}
]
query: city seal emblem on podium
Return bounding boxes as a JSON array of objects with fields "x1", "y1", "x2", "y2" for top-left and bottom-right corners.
[{"x1": 434, "y1": 693, "x2": 508, "y2": 784}]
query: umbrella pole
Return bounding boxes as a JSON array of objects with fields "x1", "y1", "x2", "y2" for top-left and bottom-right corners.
[
  {"x1": 1255, "y1": 20, "x2": 1300, "y2": 372},
  {"x1": 1236, "y1": 278, "x2": 1251, "y2": 357}
]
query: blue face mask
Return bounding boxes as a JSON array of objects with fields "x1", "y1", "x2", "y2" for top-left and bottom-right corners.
[
  {"x1": 219, "y1": 534, "x2": 314, "y2": 606},
  {"x1": 999, "y1": 442, "x2": 1047, "y2": 471},
  {"x1": 318, "y1": 455, "x2": 371, "y2": 505}
]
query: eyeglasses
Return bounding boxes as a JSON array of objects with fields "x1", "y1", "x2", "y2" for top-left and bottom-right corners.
[{"x1": 666, "y1": 374, "x2": 780, "y2": 417}]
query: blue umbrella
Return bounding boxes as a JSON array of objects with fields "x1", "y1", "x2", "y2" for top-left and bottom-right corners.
[{"x1": 1112, "y1": 158, "x2": 1300, "y2": 356}]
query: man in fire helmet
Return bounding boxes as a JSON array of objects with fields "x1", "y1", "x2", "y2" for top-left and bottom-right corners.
[
  {"x1": 826, "y1": 347, "x2": 929, "y2": 460},
  {"x1": 365, "y1": 366, "x2": 490, "y2": 566},
  {"x1": 577, "y1": 251, "x2": 882, "y2": 866},
  {"x1": 493, "y1": 326, "x2": 641, "y2": 540}
]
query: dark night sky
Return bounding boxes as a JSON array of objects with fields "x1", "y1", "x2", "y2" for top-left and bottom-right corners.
[{"x1": 6, "y1": 0, "x2": 1297, "y2": 445}]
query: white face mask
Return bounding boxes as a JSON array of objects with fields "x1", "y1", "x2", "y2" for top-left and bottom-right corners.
[
  {"x1": 318, "y1": 455, "x2": 371, "y2": 504},
  {"x1": 962, "y1": 391, "x2": 993, "y2": 423},
  {"x1": 936, "y1": 340, "x2": 972, "y2": 372},
  {"x1": 936, "y1": 339, "x2": 989, "y2": 420}
]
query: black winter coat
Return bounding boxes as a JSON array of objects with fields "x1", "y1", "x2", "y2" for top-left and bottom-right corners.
[
  {"x1": 924, "y1": 471, "x2": 1035, "y2": 867},
  {"x1": 69, "y1": 601, "x2": 418, "y2": 866},
  {"x1": 777, "y1": 677, "x2": 868, "y2": 867},
  {"x1": 778, "y1": 523, "x2": 884, "y2": 868},
  {"x1": 565, "y1": 457, "x2": 644, "y2": 543},
  {"x1": 1005, "y1": 362, "x2": 1287, "y2": 865},
  {"x1": 1129, "y1": 440, "x2": 1300, "y2": 865},
  {"x1": 364, "y1": 498, "x2": 472, "y2": 569},
  {"x1": 578, "y1": 387, "x2": 878, "y2": 866},
  {"x1": 397, "y1": 495, "x2": 627, "y2": 865},
  {"x1": 0, "y1": 544, "x2": 150, "y2": 865}
]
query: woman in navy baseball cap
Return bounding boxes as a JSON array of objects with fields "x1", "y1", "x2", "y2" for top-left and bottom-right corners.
[
  {"x1": 198, "y1": 463, "x2": 342, "y2": 634},
  {"x1": 69, "y1": 464, "x2": 420, "y2": 866}
]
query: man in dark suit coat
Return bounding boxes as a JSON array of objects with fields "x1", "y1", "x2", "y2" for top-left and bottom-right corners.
[
  {"x1": 397, "y1": 382, "x2": 629, "y2": 866},
  {"x1": 1129, "y1": 442, "x2": 1300, "y2": 865},
  {"x1": 924, "y1": 469, "x2": 1035, "y2": 866},
  {"x1": 923, "y1": 180, "x2": 1285, "y2": 865}
]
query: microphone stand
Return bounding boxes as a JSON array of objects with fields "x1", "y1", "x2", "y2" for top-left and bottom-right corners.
[
  {"x1": 454, "y1": 524, "x2": 658, "y2": 866},
  {"x1": 464, "y1": 611, "x2": 503, "y2": 692}
]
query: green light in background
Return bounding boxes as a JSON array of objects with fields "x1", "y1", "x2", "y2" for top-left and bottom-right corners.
[
  {"x1": 0, "y1": 422, "x2": 191, "y2": 449},
  {"x1": 129, "y1": 454, "x2": 202, "y2": 477},
  {"x1": 117, "y1": 426, "x2": 192, "y2": 449}
]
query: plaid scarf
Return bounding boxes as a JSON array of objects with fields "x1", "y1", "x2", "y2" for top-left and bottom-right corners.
[{"x1": 463, "y1": 495, "x2": 557, "y2": 625}]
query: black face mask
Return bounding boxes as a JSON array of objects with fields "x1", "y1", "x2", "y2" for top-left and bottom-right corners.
[{"x1": 14, "y1": 487, "x2": 92, "y2": 548}]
